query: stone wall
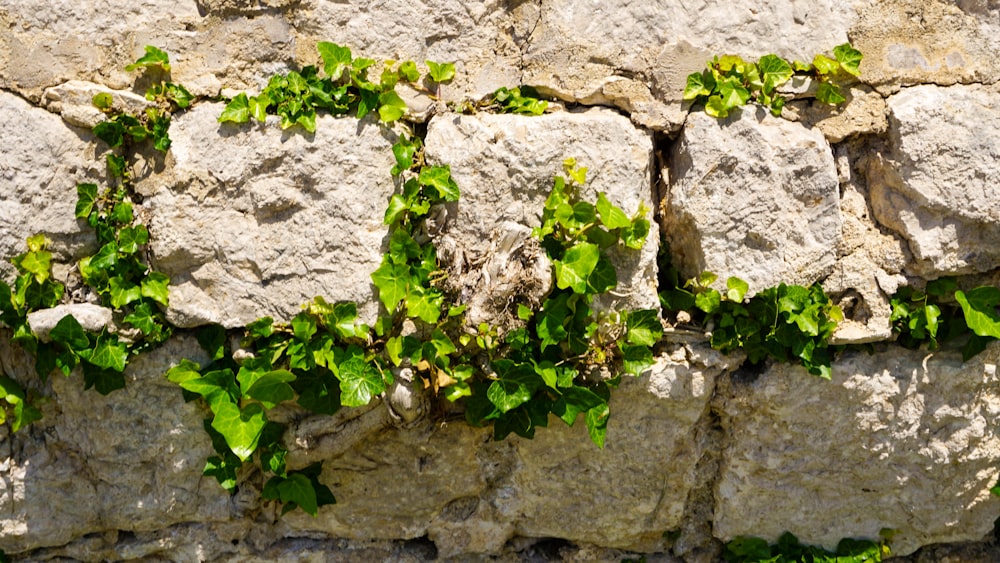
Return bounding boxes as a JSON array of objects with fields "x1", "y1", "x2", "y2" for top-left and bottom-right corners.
[{"x1": 1, "y1": 1, "x2": 1000, "y2": 561}]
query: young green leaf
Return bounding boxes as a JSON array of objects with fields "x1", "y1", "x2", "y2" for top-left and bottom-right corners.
[
  {"x1": 211, "y1": 401, "x2": 267, "y2": 461},
  {"x1": 75, "y1": 183, "x2": 99, "y2": 220},
  {"x1": 833, "y1": 43, "x2": 863, "y2": 77},
  {"x1": 758, "y1": 54, "x2": 793, "y2": 93},
  {"x1": 218, "y1": 93, "x2": 251, "y2": 124},
  {"x1": 125, "y1": 45, "x2": 171, "y2": 72},
  {"x1": 417, "y1": 165, "x2": 460, "y2": 201},
  {"x1": 553, "y1": 242, "x2": 600, "y2": 294},
  {"x1": 726, "y1": 277, "x2": 750, "y2": 302},
  {"x1": 815, "y1": 81, "x2": 846, "y2": 105},
  {"x1": 317, "y1": 42, "x2": 352, "y2": 78},
  {"x1": 426, "y1": 60, "x2": 456, "y2": 83},
  {"x1": 337, "y1": 351, "x2": 384, "y2": 407},
  {"x1": 377, "y1": 91, "x2": 408, "y2": 122},
  {"x1": 955, "y1": 287, "x2": 1000, "y2": 338}
]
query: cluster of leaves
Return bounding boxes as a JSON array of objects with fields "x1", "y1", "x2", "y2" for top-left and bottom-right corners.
[
  {"x1": 890, "y1": 277, "x2": 1000, "y2": 362},
  {"x1": 489, "y1": 86, "x2": 548, "y2": 115},
  {"x1": 661, "y1": 266, "x2": 842, "y2": 379},
  {"x1": 93, "y1": 46, "x2": 190, "y2": 152},
  {"x1": 458, "y1": 159, "x2": 657, "y2": 447},
  {"x1": 725, "y1": 532, "x2": 887, "y2": 563},
  {"x1": 219, "y1": 42, "x2": 454, "y2": 131},
  {"x1": 684, "y1": 43, "x2": 863, "y2": 118}
]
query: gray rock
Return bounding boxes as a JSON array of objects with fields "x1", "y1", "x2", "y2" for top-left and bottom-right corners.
[
  {"x1": 869, "y1": 83, "x2": 1000, "y2": 277},
  {"x1": 424, "y1": 109, "x2": 660, "y2": 316},
  {"x1": 715, "y1": 342, "x2": 1000, "y2": 556},
  {"x1": 42, "y1": 80, "x2": 155, "y2": 129},
  {"x1": 0, "y1": 91, "x2": 99, "y2": 280},
  {"x1": 144, "y1": 103, "x2": 398, "y2": 328},
  {"x1": 26, "y1": 304, "x2": 114, "y2": 342},
  {"x1": 664, "y1": 111, "x2": 841, "y2": 295},
  {"x1": 0, "y1": 336, "x2": 229, "y2": 554}
]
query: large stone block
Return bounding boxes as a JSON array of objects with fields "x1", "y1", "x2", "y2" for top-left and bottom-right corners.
[
  {"x1": 0, "y1": 336, "x2": 229, "y2": 554},
  {"x1": 869, "y1": 83, "x2": 1000, "y2": 277},
  {"x1": 715, "y1": 342, "x2": 1000, "y2": 556},
  {"x1": 518, "y1": 0, "x2": 855, "y2": 131},
  {"x1": 423, "y1": 109, "x2": 659, "y2": 317},
  {"x1": 145, "y1": 103, "x2": 398, "y2": 328},
  {"x1": 0, "y1": 91, "x2": 98, "y2": 279},
  {"x1": 664, "y1": 111, "x2": 841, "y2": 294}
]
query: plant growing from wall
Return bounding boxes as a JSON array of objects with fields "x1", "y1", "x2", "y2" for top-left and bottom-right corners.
[
  {"x1": 724, "y1": 531, "x2": 888, "y2": 563},
  {"x1": 684, "y1": 43, "x2": 863, "y2": 118}
]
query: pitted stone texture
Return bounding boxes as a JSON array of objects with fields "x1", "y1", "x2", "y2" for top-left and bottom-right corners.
[
  {"x1": 664, "y1": 111, "x2": 841, "y2": 295},
  {"x1": 0, "y1": 336, "x2": 228, "y2": 555},
  {"x1": 145, "y1": 103, "x2": 396, "y2": 328},
  {"x1": 869, "y1": 84, "x2": 1000, "y2": 277},
  {"x1": 851, "y1": 0, "x2": 1000, "y2": 94},
  {"x1": 283, "y1": 344, "x2": 736, "y2": 557},
  {"x1": 519, "y1": 1, "x2": 855, "y2": 131},
  {"x1": 424, "y1": 109, "x2": 659, "y2": 314},
  {"x1": 289, "y1": 0, "x2": 520, "y2": 103},
  {"x1": 715, "y1": 342, "x2": 1000, "y2": 557},
  {"x1": 0, "y1": 91, "x2": 99, "y2": 280}
]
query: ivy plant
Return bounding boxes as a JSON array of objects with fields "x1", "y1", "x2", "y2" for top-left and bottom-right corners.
[
  {"x1": 725, "y1": 532, "x2": 888, "y2": 563},
  {"x1": 684, "y1": 43, "x2": 863, "y2": 118},
  {"x1": 489, "y1": 86, "x2": 548, "y2": 115}
]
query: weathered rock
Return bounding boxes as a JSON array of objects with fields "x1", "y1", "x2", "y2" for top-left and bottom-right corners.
[
  {"x1": 715, "y1": 342, "x2": 1000, "y2": 556},
  {"x1": 424, "y1": 109, "x2": 659, "y2": 317},
  {"x1": 664, "y1": 110, "x2": 841, "y2": 294},
  {"x1": 785, "y1": 84, "x2": 889, "y2": 143},
  {"x1": 289, "y1": 0, "x2": 521, "y2": 104},
  {"x1": 869, "y1": 83, "x2": 1000, "y2": 277},
  {"x1": 851, "y1": 0, "x2": 1000, "y2": 94},
  {"x1": 0, "y1": 336, "x2": 229, "y2": 554},
  {"x1": 0, "y1": 91, "x2": 99, "y2": 280},
  {"x1": 144, "y1": 103, "x2": 398, "y2": 328},
  {"x1": 42, "y1": 80, "x2": 156, "y2": 129},
  {"x1": 26, "y1": 304, "x2": 114, "y2": 342},
  {"x1": 518, "y1": 1, "x2": 855, "y2": 131}
]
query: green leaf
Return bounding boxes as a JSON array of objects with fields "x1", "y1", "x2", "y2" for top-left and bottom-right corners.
[
  {"x1": 622, "y1": 216, "x2": 650, "y2": 250},
  {"x1": 111, "y1": 201, "x2": 134, "y2": 224},
  {"x1": 93, "y1": 120, "x2": 126, "y2": 147},
  {"x1": 626, "y1": 309, "x2": 662, "y2": 347},
  {"x1": 726, "y1": 277, "x2": 750, "y2": 302},
  {"x1": 247, "y1": 317, "x2": 274, "y2": 340},
  {"x1": 245, "y1": 370, "x2": 296, "y2": 409},
  {"x1": 833, "y1": 43, "x2": 863, "y2": 77},
  {"x1": 318, "y1": 42, "x2": 352, "y2": 78},
  {"x1": 487, "y1": 364, "x2": 540, "y2": 413},
  {"x1": 109, "y1": 277, "x2": 142, "y2": 308},
  {"x1": 269, "y1": 473, "x2": 320, "y2": 516},
  {"x1": 695, "y1": 288, "x2": 722, "y2": 314},
  {"x1": 717, "y1": 77, "x2": 750, "y2": 110},
  {"x1": 124, "y1": 301, "x2": 159, "y2": 336},
  {"x1": 595, "y1": 192, "x2": 631, "y2": 230},
  {"x1": 683, "y1": 71, "x2": 713, "y2": 100},
  {"x1": 16, "y1": 250, "x2": 51, "y2": 284},
  {"x1": 554, "y1": 242, "x2": 600, "y2": 294},
  {"x1": 204, "y1": 454, "x2": 240, "y2": 492},
  {"x1": 371, "y1": 259, "x2": 410, "y2": 311},
  {"x1": 92, "y1": 92, "x2": 113, "y2": 110},
  {"x1": 758, "y1": 54, "x2": 793, "y2": 93},
  {"x1": 816, "y1": 81, "x2": 846, "y2": 105},
  {"x1": 704, "y1": 95, "x2": 729, "y2": 118},
  {"x1": 218, "y1": 93, "x2": 251, "y2": 124},
  {"x1": 585, "y1": 403, "x2": 609, "y2": 448},
  {"x1": 165, "y1": 358, "x2": 205, "y2": 386},
  {"x1": 426, "y1": 60, "x2": 456, "y2": 83},
  {"x1": 49, "y1": 314, "x2": 90, "y2": 351},
  {"x1": 78, "y1": 330, "x2": 128, "y2": 372},
  {"x1": 398, "y1": 60, "x2": 420, "y2": 82},
  {"x1": 812, "y1": 54, "x2": 840, "y2": 75},
  {"x1": 552, "y1": 386, "x2": 605, "y2": 426},
  {"x1": 140, "y1": 272, "x2": 170, "y2": 306},
  {"x1": 291, "y1": 312, "x2": 317, "y2": 342},
  {"x1": 81, "y1": 362, "x2": 126, "y2": 395},
  {"x1": 125, "y1": 45, "x2": 170, "y2": 72},
  {"x1": 620, "y1": 343, "x2": 654, "y2": 376},
  {"x1": 405, "y1": 286, "x2": 444, "y2": 324},
  {"x1": 337, "y1": 350, "x2": 384, "y2": 407},
  {"x1": 956, "y1": 287, "x2": 1000, "y2": 338},
  {"x1": 118, "y1": 225, "x2": 149, "y2": 255},
  {"x1": 418, "y1": 165, "x2": 460, "y2": 201},
  {"x1": 211, "y1": 401, "x2": 267, "y2": 462},
  {"x1": 75, "y1": 183, "x2": 98, "y2": 220},
  {"x1": 586, "y1": 256, "x2": 618, "y2": 294},
  {"x1": 377, "y1": 90, "x2": 408, "y2": 122},
  {"x1": 165, "y1": 82, "x2": 194, "y2": 108}
]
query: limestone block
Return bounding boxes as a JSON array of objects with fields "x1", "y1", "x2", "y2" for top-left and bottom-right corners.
[
  {"x1": 715, "y1": 342, "x2": 1000, "y2": 556},
  {"x1": 869, "y1": 84, "x2": 1000, "y2": 277},
  {"x1": 519, "y1": 0, "x2": 855, "y2": 131},
  {"x1": 664, "y1": 111, "x2": 841, "y2": 294},
  {"x1": 0, "y1": 336, "x2": 229, "y2": 554},
  {"x1": 144, "y1": 102, "x2": 398, "y2": 328},
  {"x1": 0, "y1": 91, "x2": 99, "y2": 280},
  {"x1": 26, "y1": 304, "x2": 113, "y2": 342},
  {"x1": 288, "y1": 0, "x2": 521, "y2": 103},
  {"x1": 423, "y1": 109, "x2": 659, "y2": 316}
]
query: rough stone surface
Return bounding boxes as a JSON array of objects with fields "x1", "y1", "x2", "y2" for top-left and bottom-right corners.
[
  {"x1": 715, "y1": 342, "x2": 1000, "y2": 557},
  {"x1": 0, "y1": 91, "x2": 99, "y2": 280},
  {"x1": 519, "y1": 0, "x2": 854, "y2": 131},
  {"x1": 0, "y1": 336, "x2": 229, "y2": 554},
  {"x1": 145, "y1": 102, "x2": 397, "y2": 328},
  {"x1": 424, "y1": 109, "x2": 659, "y2": 316},
  {"x1": 664, "y1": 110, "x2": 842, "y2": 294},
  {"x1": 869, "y1": 83, "x2": 1000, "y2": 277},
  {"x1": 42, "y1": 80, "x2": 156, "y2": 129}
]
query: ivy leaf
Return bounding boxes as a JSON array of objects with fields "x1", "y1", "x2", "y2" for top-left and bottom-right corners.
[
  {"x1": 318, "y1": 42, "x2": 352, "y2": 78},
  {"x1": 204, "y1": 454, "x2": 240, "y2": 492},
  {"x1": 218, "y1": 93, "x2": 251, "y2": 124},
  {"x1": 266, "y1": 473, "x2": 320, "y2": 516},
  {"x1": 109, "y1": 277, "x2": 142, "y2": 308},
  {"x1": 245, "y1": 370, "x2": 297, "y2": 409},
  {"x1": 595, "y1": 192, "x2": 631, "y2": 230},
  {"x1": 417, "y1": 165, "x2": 460, "y2": 201},
  {"x1": 487, "y1": 362, "x2": 540, "y2": 413},
  {"x1": 140, "y1": 272, "x2": 170, "y2": 306},
  {"x1": 16, "y1": 250, "x2": 51, "y2": 284},
  {"x1": 586, "y1": 256, "x2": 618, "y2": 294},
  {"x1": 81, "y1": 362, "x2": 126, "y2": 395},
  {"x1": 726, "y1": 277, "x2": 750, "y2": 302},
  {"x1": 956, "y1": 287, "x2": 1000, "y2": 338},
  {"x1": 377, "y1": 91, "x2": 408, "y2": 122},
  {"x1": 554, "y1": 242, "x2": 600, "y2": 294},
  {"x1": 49, "y1": 314, "x2": 90, "y2": 352},
  {"x1": 211, "y1": 401, "x2": 267, "y2": 462},
  {"x1": 124, "y1": 301, "x2": 159, "y2": 335},
  {"x1": 620, "y1": 343, "x2": 654, "y2": 376},
  {"x1": 291, "y1": 312, "x2": 317, "y2": 342},
  {"x1": 552, "y1": 386, "x2": 605, "y2": 426},
  {"x1": 717, "y1": 77, "x2": 750, "y2": 110},
  {"x1": 92, "y1": 92, "x2": 113, "y2": 110},
  {"x1": 405, "y1": 286, "x2": 444, "y2": 324},
  {"x1": 125, "y1": 45, "x2": 170, "y2": 72},
  {"x1": 118, "y1": 225, "x2": 149, "y2": 255},
  {"x1": 695, "y1": 288, "x2": 722, "y2": 314},
  {"x1": 371, "y1": 259, "x2": 410, "y2": 311},
  {"x1": 337, "y1": 349, "x2": 384, "y2": 407},
  {"x1": 426, "y1": 60, "x2": 456, "y2": 83},
  {"x1": 758, "y1": 54, "x2": 793, "y2": 93},
  {"x1": 78, "y1": 330, "x2": 128, "y2": 372},
  {"x1": 397, "y1": 60, "x2": 420, "y2": 82},
  {"x1": 683, "y1": 71, "x2": 714, "y2": 100},
  {"x1": 621, "y1": 216, "x2": 650, "y2": 250},
  {"x1": 816, "y1": 81, "x2": 846, "y2": 105},
  {"x1": 585, "y1": 403, "x2": 609, "y2": 448},
  {"x1": 93, "y1": 120, "x2": 126, "y2": 147},
  {"x1": 833, "y1": 43, "x2": 863, "y2": 77},
  {"x1": 181, "y1": 369, "x2": 240, "y2": 412},
  {"x1": 812, "y1": 54, "x2": 840, "y2": 75},
  {"x1": 626, "y1": 309, "x2": 662, "y2": 347},
  {"x1": 75, "y1": 183, "x2": 98, "y2": 220}
]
